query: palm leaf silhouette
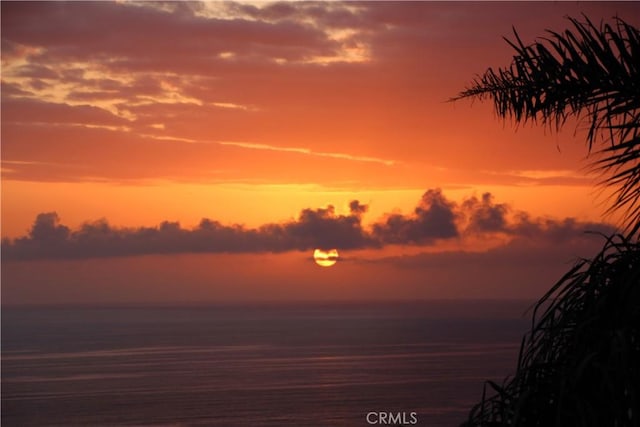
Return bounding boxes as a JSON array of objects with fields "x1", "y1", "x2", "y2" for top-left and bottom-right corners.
[
  {"x1": 453, "y1": 15, "x2": 640, "y2": 237},
  {"x1": 454, "y1": 16, "x2": 640, "y2": 427}
]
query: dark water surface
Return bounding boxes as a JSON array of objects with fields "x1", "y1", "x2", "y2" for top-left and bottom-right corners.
[{"x1": 2, "y1": 300, "x2": 532, "y2": 426}]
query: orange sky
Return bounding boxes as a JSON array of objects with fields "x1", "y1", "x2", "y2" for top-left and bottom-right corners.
[{"x1": 2, "y1": 1, "x2": 638, "y2": 304}]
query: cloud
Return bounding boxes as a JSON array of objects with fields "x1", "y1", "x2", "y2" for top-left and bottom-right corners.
[
  {"x1": 215, "y1": 140, "x2": 396, "y2": 166},
  {"x1": 4, "y1": 2, "x2": 634, "y2": 186},
  {"x1": 508, "y1": 214, "x2": 615, "y2": 243},
  {"x1": 2, "y1": 98, "x2": 129, "y2": 127},
  {"x1": 349, "y1": 200, "x2": 368, "y2": 217},
  {"x1": 29, "y1": 212, "x2": 71, "y2": 242},
  {"x1": 2, "y1": 203, "x2": 374, "y2": 260},
  {"x1": 1, "y1": 2, "x2": 345, "y2": 68},
  {"x1": 461, "y1": 192, "x2": 510, "y2": 233},
  {"x1": 1, "y1": 189, "x2": 617, "y2": 261},
  {"x1": 372, "y1": 232, "x2": 612, "y2": 298},
  {"x1": 372, "y1": 189, "x2": 459, "y2": 244}
]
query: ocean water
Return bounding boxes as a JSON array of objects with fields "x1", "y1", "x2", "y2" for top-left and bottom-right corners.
[{"x1": 2, "y1": 300, "x2": 532, "y2": 426}]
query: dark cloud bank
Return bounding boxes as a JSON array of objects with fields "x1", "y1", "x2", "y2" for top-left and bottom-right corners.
[{"x1": 2, "y1": 189, "x2": 615, "y2": 261}]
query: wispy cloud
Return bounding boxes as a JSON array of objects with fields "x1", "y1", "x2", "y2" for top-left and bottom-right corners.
[
  {"x1": 142, "y1": 134, "x2": 398, "y2": 166},
  {"x1": 215, "y1": 140, "x2": 397, "y2": 166}
]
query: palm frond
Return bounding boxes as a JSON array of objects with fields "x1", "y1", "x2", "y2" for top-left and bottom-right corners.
[
  {"x1": 461, "y1": 235, "x2": 640, "y2": 427},
  {"x1": 452, "y1": 16, "x2": 640, "y2": 236}
]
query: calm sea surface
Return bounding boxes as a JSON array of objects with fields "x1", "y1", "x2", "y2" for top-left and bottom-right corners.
[{"x1": 2, "y1": 300, "x2": 532, "y2": 426}]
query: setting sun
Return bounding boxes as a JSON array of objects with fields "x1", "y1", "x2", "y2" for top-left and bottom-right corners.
[{"x1": 313, "y1": 249, "x2": 339, "y2": 267}]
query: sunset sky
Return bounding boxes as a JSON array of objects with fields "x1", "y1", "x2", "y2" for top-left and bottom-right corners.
[{"x1": 2, "y1": 1, "x2": 639, "y2": 304}]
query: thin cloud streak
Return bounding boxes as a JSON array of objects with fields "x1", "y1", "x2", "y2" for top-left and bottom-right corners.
[
  {"x1": 215, "y1": 141, "x2": 397, "y2": 166},
  {"x1": 143, "y1": 134, "x2": 397, "y2": 166}
]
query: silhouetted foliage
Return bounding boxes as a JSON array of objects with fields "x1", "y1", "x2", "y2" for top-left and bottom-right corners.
[
  {"x1": 454, "y1": 15, "x2": 640, "y2": 238},
  {"x1": 462, "y1": 235, "x2": 640, "y2": 427},
  {"x1": 455, "y1": 15, "x2": 640, "y2": 427}
]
